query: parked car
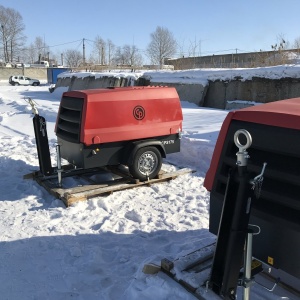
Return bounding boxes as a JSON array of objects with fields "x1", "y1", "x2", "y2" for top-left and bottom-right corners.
[{"x1": 9, "y1": 75, "x2": 40, "y2": 86}]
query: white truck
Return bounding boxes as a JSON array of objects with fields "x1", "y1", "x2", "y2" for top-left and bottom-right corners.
[{"x1": 31, "y1": 60, "x2": 49, "y2": 68}]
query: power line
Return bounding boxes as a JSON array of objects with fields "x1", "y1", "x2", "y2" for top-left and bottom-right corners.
[
  {"x1": 46, "y1": 39, "x2": 83, "y2": 49},
  {"x1": 22, "y1": 39, "x2": 83, "y2": 51}
]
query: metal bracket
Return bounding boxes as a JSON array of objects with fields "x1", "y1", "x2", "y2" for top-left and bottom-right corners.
[
  {"x1": 238, "y1": 277, "x2": 254, "y2": 288},
  {"x1": 56, "y1": 144, "x2": 63, "y2": 187},
  {"x1": 250, "y1": 163, "x2": 267, "y2": 185},
  {"x1": 254, "y1": 277, "x2": 280, "y2": 292},
  {"x1": 25, "y1": 97, "x2": 39, "y2": 115},
  {"x1": 250, "y1": 162, "x2": 267, "y2": 198}
]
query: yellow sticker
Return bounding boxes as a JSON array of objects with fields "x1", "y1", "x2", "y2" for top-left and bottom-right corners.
[
  {"x1": 252, "y1": 259, "x2": 262, "y2": 269},
  {"x1": 268, "y1": 256, "x2": 274, "y2": 265}
]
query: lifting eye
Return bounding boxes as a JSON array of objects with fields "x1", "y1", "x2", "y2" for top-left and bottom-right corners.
[{"x1": 234, "y1": 129, "x2": 252, "y2": 151}]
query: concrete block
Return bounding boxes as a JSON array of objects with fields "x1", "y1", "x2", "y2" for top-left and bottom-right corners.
[{"x1": 149, "y1": 81, "x2": 208, "y2": 106}]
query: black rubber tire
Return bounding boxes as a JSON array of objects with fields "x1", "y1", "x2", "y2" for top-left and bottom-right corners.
[
  {"x1": 32, "y1": 82, "x2": 38, "y2": 86},
  {"x1": 129, "y1": 146, "x2": 162, "y2": 181}
]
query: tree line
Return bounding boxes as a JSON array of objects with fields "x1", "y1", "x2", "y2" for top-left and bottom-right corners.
[{"x1": 0, "y1": 5, "x2": 177, "y2": 68}]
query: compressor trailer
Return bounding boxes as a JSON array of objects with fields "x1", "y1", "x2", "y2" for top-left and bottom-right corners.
[
  {"x1": 54, "y1": 86, "x2": 183, "y2": 181},
  {"x1": 26, "y1": 86, "x2": 193, "y2": 205}
]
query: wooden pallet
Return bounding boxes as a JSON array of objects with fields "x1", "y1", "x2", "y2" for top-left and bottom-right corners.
[{"x1": 24, "y1": 166, "x2": 195, "y2": 207}]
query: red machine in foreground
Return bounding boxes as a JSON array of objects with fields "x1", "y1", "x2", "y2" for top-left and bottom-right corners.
[
  {"x1": 150, "y1": 98, "x2": 300, "y2": 300},
  {"x1": 204, "y1": 97, "x2": 300, "y2": 297}
]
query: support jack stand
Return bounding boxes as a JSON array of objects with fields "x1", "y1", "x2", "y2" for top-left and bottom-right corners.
[{"x1": 240, "y1": 229, "x2": 255, "y2": 300}]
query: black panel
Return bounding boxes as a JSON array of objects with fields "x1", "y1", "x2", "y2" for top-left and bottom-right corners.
[
  {"x1": 57, "y1": 137, "x2": 127, "y2": 169},
  {"x1": 56, "y1": 96, "x2": 83, "y2": 143},
  {"x1": 33, "y1": 115, "x2": 53, "y2": 175},
  {"x1": 209, "y1": 120, "x2": 300, "y2": 279}
]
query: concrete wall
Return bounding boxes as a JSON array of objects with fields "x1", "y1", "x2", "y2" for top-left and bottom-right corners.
[
  {"x1": 55, "y1": 75, "x2": 207, "y2": 106},
  {"x1": 203, "y1": 77, "x2": 300, "y2": 109},
  {"x1": 54, "y1": 72, "x2": 300, "y2": 109},
  {"x1": 148, "y1": 82, "x2": 207, "y2": 106},
  {"x1": 167, "y1": 49, "x2": 300, "y2": 69},
  {"x1": 0, "y1": 67, "x2": 47, "y2": 80},
  {"x1": 56, "y1": 75, "x2": 135, "y2": 91}
]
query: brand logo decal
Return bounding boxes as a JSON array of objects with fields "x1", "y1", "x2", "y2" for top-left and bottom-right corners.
[{"x1": 133, "y1": 106, "x2": 145, "y2": 120}]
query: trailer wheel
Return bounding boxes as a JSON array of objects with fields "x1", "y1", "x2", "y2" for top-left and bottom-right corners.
[{"x1": 129, "y1": 146, "x2": 162, "y2": 181}]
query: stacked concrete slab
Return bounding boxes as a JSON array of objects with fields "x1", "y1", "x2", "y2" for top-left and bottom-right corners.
[
  {"x1": 53, "y1": 71, "x2": 300, "y2": 110},
  {"x1": 203, "y1": 77, "x2": 300, "y2": 109},
  {"x1": 56, "y1": 75, "x2": 135, "y2": 91}
]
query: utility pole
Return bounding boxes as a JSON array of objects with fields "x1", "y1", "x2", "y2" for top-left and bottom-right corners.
[
  {"x1": 108, "y1": 42, "x2": 111, "y2": 66},
  {"x1": 198, "y1": 39, "x2": 208, "y2": 68},
  {"x1": 101, "y1": 46, "x2": 104, "y2": 65},
  {"x1": 83, "y1": 38, "x2": 86, "y2": 66},
  {"x1": 10, "y1": 40, "x2": 13, "y2": 62}
]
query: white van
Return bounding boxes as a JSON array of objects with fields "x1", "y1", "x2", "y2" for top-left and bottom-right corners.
[
  {"x1": 31, "y1": 60, "x2": 49, "y2": 68},
  {"x1": 40, "y1": 61, "x2": 49, "y2": 67}
]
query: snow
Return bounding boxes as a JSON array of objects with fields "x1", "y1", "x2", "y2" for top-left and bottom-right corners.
[
  {"x1": 0, "y1": 73, "x2": 298, "y2": 300},
  {"x1": 59, "y1": 64, "x2": 300, "y2": 86},
  {"x1": 148, "y1": 64, "x2": 300, "y2": 84}
]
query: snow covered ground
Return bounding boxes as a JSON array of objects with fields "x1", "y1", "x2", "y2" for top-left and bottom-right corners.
[{"x1": 0, "y1": 79, "x2": 298, "y2": 300}]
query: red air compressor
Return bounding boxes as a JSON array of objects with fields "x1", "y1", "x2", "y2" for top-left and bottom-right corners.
[{"x1": 32, "y1": 86, "x2": 183, "y2": 182}]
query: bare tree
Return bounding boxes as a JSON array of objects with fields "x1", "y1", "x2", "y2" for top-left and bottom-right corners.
[
  {"x1": 64, "y1": 49, "x2": 82, "y2": 67},
  {"x1": 271, "y1": 34, "x2": 290, "y2": 65},
  {"x1": 147, "y1": 26, "x2": 177, "y2": 68},
  {"x1": 107, "y1": 39, "x2": 115, "y2": 66},
  {"x1": 188, "y1": 38, "x2": 198, "y2": 57},
  {"x1": 26, "y1": 36, "x2": 50, "y2": 63},
  {"x1": 123, "y1": 44, "x2": 143, "y2": 67},
  {"x1": 113, "y1": 44, "x2": 143, "y2": 67},
  {"x1": 26, "y1": 43, "x2": 37, "y2": 64},
  {"x1": 93, "y1": 36, "x2": 106, "y2": 64},
  {"x1": 293, "y1": 37, "x2": 300, "y2": 50},
  {"x1": 113, "y1": 46, "x2": 125, "y2": 66},
  {"x1": 177, "y1": 39, "x2": 186, "y2": 58},
  {"x1": 0, "y1": 5, "x2": 26, "y2": 62}
]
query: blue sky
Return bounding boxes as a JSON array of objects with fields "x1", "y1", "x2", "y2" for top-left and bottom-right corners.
[{"x1": 3, "y1": 0, "x2": 300, "y2": 62}]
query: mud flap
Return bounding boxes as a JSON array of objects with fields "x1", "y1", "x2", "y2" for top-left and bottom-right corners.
[{"x1": 33, "y1": 115, "x2": 53, "y2": 175}]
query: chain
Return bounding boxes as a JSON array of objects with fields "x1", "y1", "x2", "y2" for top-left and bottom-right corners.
[{"x1": 251, "y1": 176, "x2": 263, "y2": 198}]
